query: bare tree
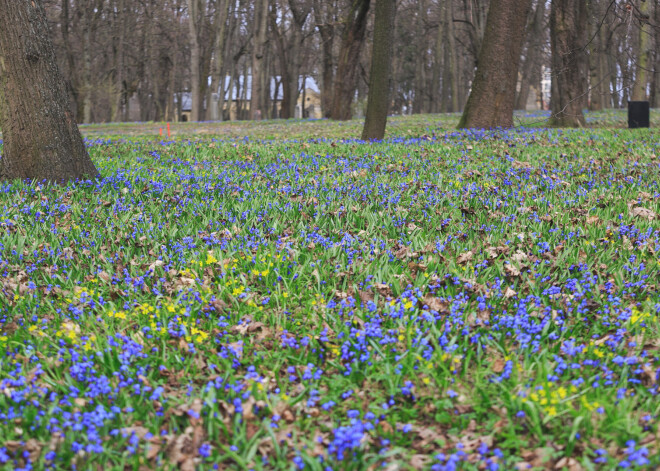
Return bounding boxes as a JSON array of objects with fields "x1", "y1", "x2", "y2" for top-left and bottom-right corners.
[
  {"x1": 631, "y1": 0, "x2": 651, "y2": 101},
  {"x1": 187, "y1": 0, "x2": 204, "y2": 121},
  {"x1": 549, "y1": 0, "x2": 588, "y2": 127},
  {"x1": 362, "y1": 0, "x2": 395, "y2": 140},
  {"x1": 272, "y1": 0, "x2": 312, "y2": 119},
  {"x1": 251, "y1": 0, "x2": 270, "y2": 120},
  {"x1": 516, "y1": 0, "x2": 546, "y2": 110},
  {"x1": 207, "y1": 0, "x2": 231, "y2": 120},
  {"x1": 458, "y1": 0, "x2": 532, "y2": 128},
  {"x1": 313, "y1": 0, "x2": 338, "y2": 118},
  {"x1": 330, "y1": 0, "x2": 370, "y2": 120},
  {"x1": 0, "y1": 0, "x2": 99, "y2": 182}
]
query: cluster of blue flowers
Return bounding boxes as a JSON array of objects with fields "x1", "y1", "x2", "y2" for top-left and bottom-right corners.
[{"x1": 1, "y1": 126, "x2": 659, "y2": 468}]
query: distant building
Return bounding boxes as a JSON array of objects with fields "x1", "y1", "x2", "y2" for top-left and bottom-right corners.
[{"x1": 178, "y1": 75, "x2": 322, "y2": 122}]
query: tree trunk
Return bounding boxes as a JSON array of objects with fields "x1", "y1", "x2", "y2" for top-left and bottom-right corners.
[
  {"x1": 457, "y1": 0, "x2": 532, "y2": 129},
  {"x1": 187, "y1": 0, "x2": 203, "y2": 122},
  {"x1": 607, "y1": 52, "x2": 619, "y2": 108},
  {"x1": 271, "y1": 2, "x2": 294, "y2": 119},
  {"x1": 82, "y1": 12, "x2": 93, "y2": 123},
  {"x1": 412, "y1": 0, "x2": 427, "y2": 114},
  {"x1": 587, "y1": 0, "x2": 609, "y2": 110},
  {"x1": 286, "y1": 0, "x2": 310, "y2": 119},
  {"x1": 313, "y1": 0, "x2": 337, "y2": 118},
  {"x1": 251, "y1": 0, "x2": 269, "y2": 120},
  {"x1": 430, "y1": 7, "x2": 444, "y2": 114},
  {"x1": 631, "y1": 0, "x2": 650, "y2": 101},
  {"x1": 60, "y1": 0, "x2": 81, "y2": 122},
  {"x1": 208, "y1": 0, "x2": 230, "y2": 121},
  {"x1": 361, "y1": 0, "x2": 395, "y2": 140},
  {"x1": 444, "y1": 0, "x2": 459, "y2": 112},
  {"x1": 0, "y1": 0, "x2": 100, "y2": 182},
  {"x1": 112, "y1": 0, "x2": 127, "y2": 122},
  {"x1": 330, "y1": 0, "x2": 371, "y2": 121},
  {"x1": 549, "y1": 0, "x2": 588, "y2": 127},
  {"x1": 515, "y1": 0, "x2": 545, "y2": 110},
  {"x1": 652, "y1": 0, "x2": 660, "y2": 107}
]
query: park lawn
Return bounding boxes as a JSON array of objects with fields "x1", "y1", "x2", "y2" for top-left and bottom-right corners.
[{"x1": 0, "y1": 114, "x2": 659, "y2": 470}]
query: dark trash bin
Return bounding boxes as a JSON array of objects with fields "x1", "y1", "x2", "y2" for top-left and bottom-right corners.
[{"x1": 628, "y1": 101, "x2": 649, "y2": 128}]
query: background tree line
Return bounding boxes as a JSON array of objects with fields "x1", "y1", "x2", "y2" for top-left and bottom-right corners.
[{"x1": 34, "y1": 0, "x2": 660, "y2": 125}]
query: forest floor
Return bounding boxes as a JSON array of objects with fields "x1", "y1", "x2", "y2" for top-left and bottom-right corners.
[{"x1": 1, "y1": 112, "x2": 659, "y2": 470}]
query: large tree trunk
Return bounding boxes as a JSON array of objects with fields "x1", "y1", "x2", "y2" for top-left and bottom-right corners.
[
  {"x1": 361, "y1": 0, "x2": 395, "y2": 140},
  {"x1": 457, "y1": 0, "x2": 532, "y2": 129},
  {"x1": 631, "y1": 0, "x2": 650, "y2": 101},
  {"x1": 251, "y1": 0, "x2": 269, "y2": 120},
  {"x1": 549, "y1": 0, "x2": 588, "y2": 127},
  {"x1": 0, "y1": 0, "x2": 100, "y2": 183},
  {"x1": 330, "y1": 0, "x2": 371, "y2": 121}
]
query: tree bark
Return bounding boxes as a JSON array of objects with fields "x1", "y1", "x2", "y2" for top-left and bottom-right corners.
[
  {"x1": 0, "y1": 0, "x2": 100, "y2": 183},
  {"x1": 444, "y1": 0, "x2": 459, "y2": 112},
  {"x1": 652, "y1": 0, "x2": 660, "y2": 107},
  {"x1": 330, "y1": 0, "x2": 371, "y2": 121},
  {"x1": 457, "y1": 0, "x2": 532, "y2": 129},
  {"x1": 515, "y1": 0, "x2": 545, "y2": 110},
  {"x1": 82, "y1": 8, "x2": 93, "y2": 123},
  {"x1": 587, "y1": 0, "x2": 608, "y2": 110},
  {"x1": 313, "y1": 0, "x2": 337, "y2": 118},
  {"x1": 187, "y1": 0, "x2": 203, "y2": 122},
  {"x1": 631, "y1": 0, "x2": 650, "y2": 101},
  {"x1": 285, "y1": 0, "x2": 310, "y2": 119},
  {"x1": 412, "y1": 0, "x2": 427, "y2": 114},
  {"x1": 361, "y1": 0, "x2": 395, "y2": 140},
  {"x1": 251, "y1": 0, "x2": 270, "y2": 120},
  {"x1": 208, "y1": 0, "x2": 230, "y2": 121},
  {"x1": 430, "y1": 5, "x2": 444, "y2": 114},
  {"x1": 60, "y1": 0, "x2": 80, "y2": 122},
  {"x1": 549, "y1": 0, "x2": 588, "y2": 127}
]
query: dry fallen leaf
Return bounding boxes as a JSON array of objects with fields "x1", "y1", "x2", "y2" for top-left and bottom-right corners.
[
  {"x1": 631, "y1": 206, "x2": 656, "y2": 220},
  {"x1": 457, "y1": 251, "x2": 474, "y2": 264},
  {"x1": 504, "y1": 263, "x2": 521, "y2": 277},
  {"x1": 422, "y1": 295, "x2": 449, "y2": 313}
]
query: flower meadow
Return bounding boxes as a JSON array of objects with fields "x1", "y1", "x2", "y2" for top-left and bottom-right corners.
[{"x1": 0, "y1": 116, "x2": 659, "y2": 470}]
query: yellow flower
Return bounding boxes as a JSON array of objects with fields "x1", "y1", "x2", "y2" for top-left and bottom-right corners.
[{"x1": 206, "y1": 254, "x2": 218, "y2": 265}]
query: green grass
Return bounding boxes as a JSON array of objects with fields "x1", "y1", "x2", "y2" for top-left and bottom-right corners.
[{"x1": 0, "y1": 112, "x2": 659, "y2": 470}]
